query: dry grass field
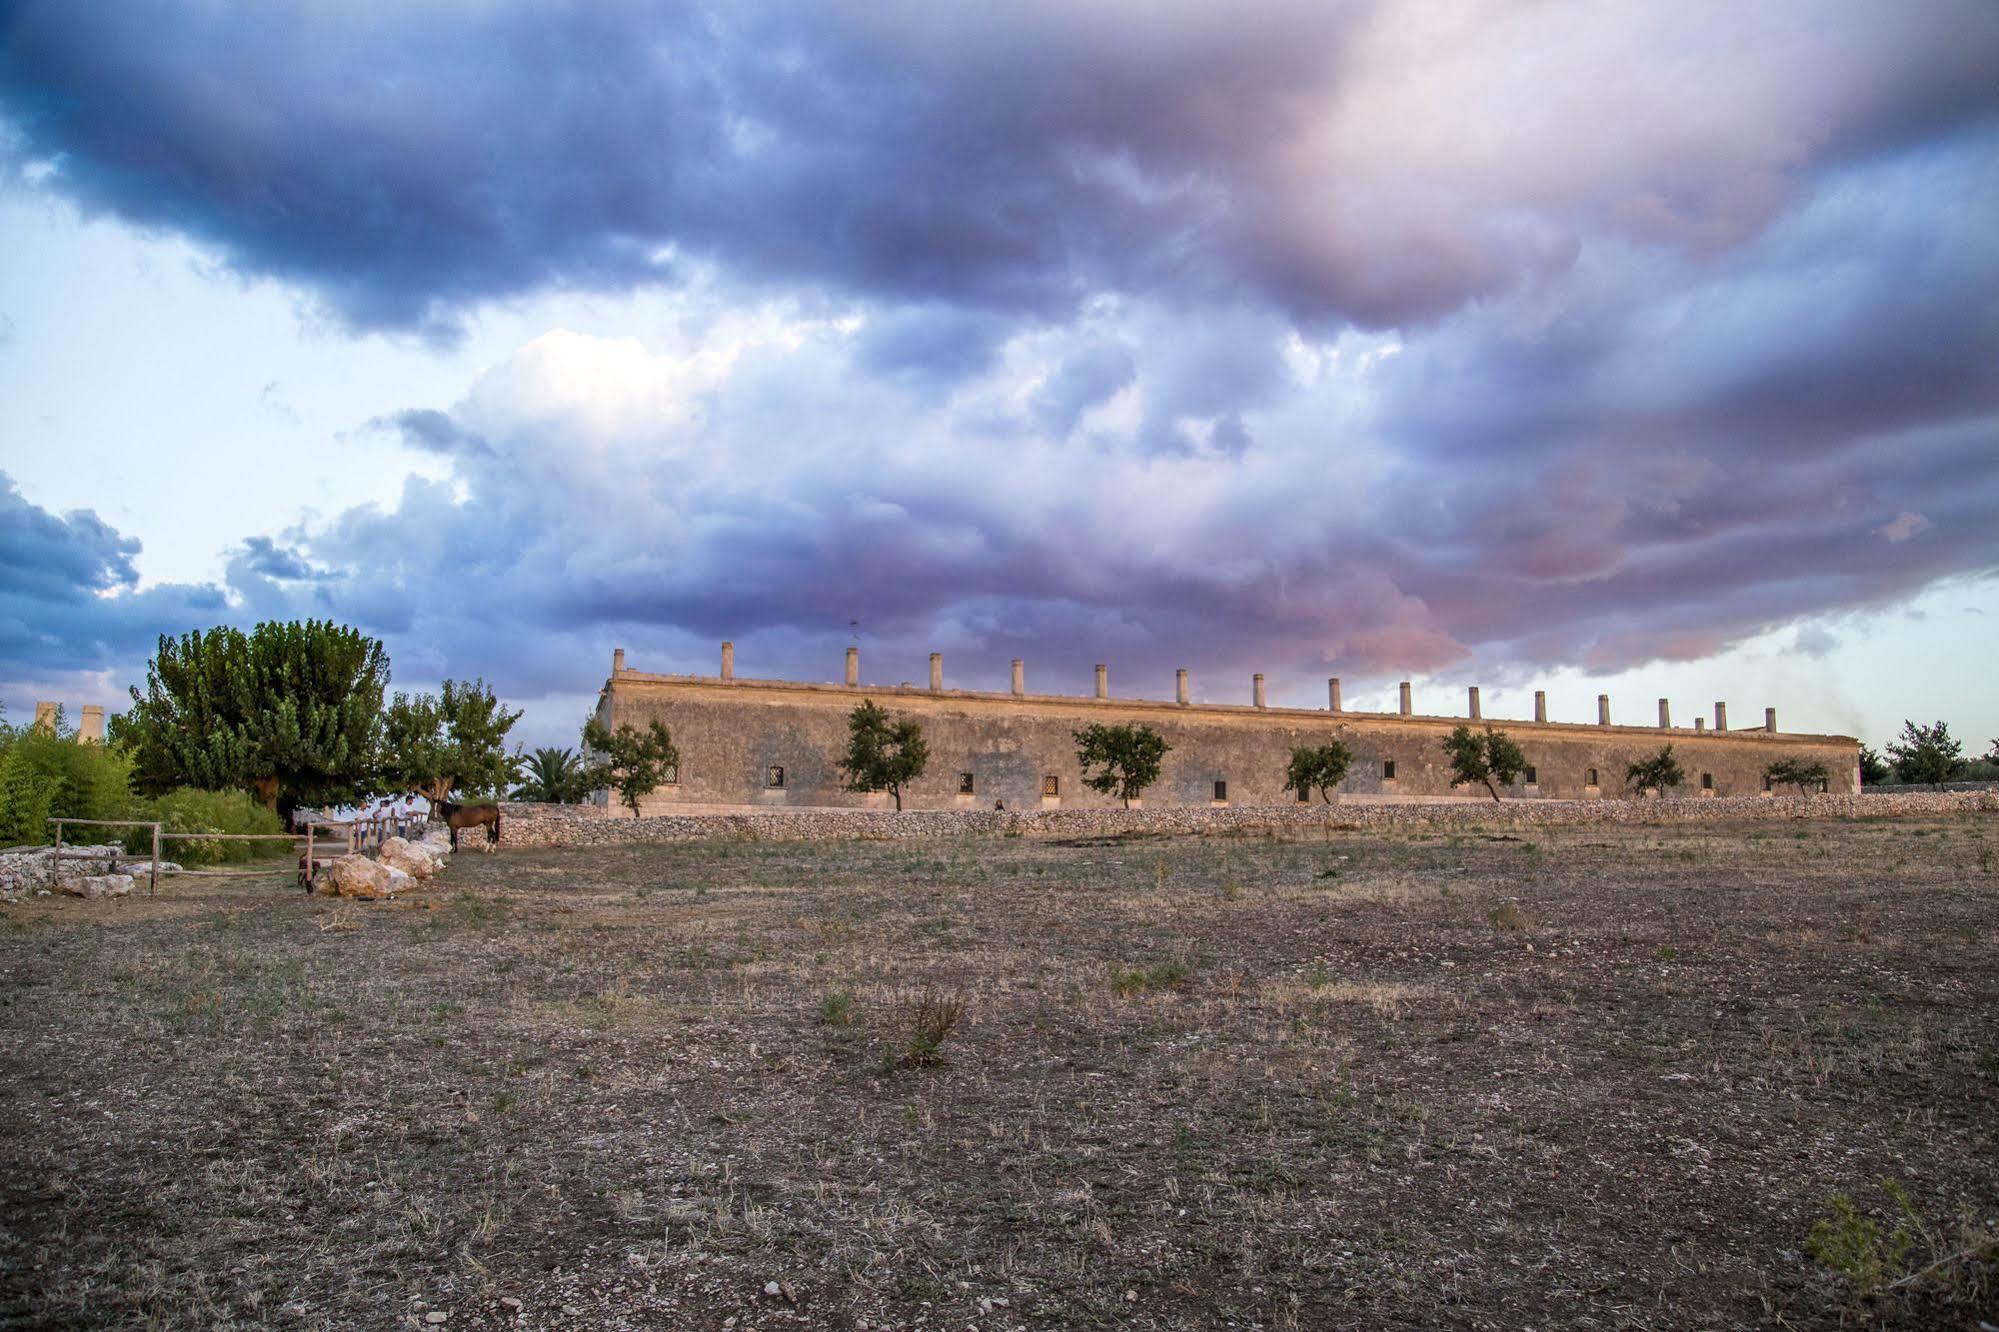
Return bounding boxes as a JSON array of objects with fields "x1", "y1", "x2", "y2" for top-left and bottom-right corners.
[{"x1": 3, "y1": 814, "x2": 1996, "y2": 1330}]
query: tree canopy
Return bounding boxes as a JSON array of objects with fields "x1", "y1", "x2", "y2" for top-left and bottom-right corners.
[
  {"x1": 380, "y1": 678, "x2": 523, "y2": 803},
  {"x1": 1885, "y1": 719, "x2": 1964, "y2": 789},
  {"x1": 1764, "y1": 757, "x2": 1831, "y2": 794},
  {"x1": 1625, "y1": 744, "x2": 1685, "y2": 795},
  {"x1": 837, "y1": 700, "x2": 929, "y2": 811},
  {"x1": 1440, "y1": 725, "x2": 1527, "y2": 801},
  {"x1": 513, "y1": 747, "x2": 593, "y2": 804},
  {"x1": 1285, "y1": 742, "x2": 1353, "y2": 803},
  {"x1": 121, "y1": 620, "x2": 387, "y2": 815},
  {"x1": 581, "y1": 715, "x2": 679, "y2": 818},
  {"x1": 1073, "y1": 722, "x2": 1169, "y2": 807},
  {"x1": 1857, "y1": 745, "x2": 1891, "y2": 786}
]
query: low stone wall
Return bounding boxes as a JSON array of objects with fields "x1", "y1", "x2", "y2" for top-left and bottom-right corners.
[{"x1": 495, "y1": 789, "x2": 1998, "y2": 849}]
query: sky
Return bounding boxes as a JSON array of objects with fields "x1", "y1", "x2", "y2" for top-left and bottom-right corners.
[{"x1": 2, "y1": 0, "x2": 1997, "y2": 756}]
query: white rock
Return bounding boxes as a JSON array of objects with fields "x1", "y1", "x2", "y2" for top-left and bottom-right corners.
[
  {"x1": 312, "y1": 855, "x2": 398, "y2": 899},
  {"x1": 378, "y1": 836, "x2": 440, "y2": 881},
  {"x1": 764, "y1": 1282, "x2": 780, "y2": 1297},
  {"x1": 65, "y1": 874, "x2": 134, "y2": 899}
]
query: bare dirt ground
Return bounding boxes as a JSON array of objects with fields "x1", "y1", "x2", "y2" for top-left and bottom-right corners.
[{"x1": 2, "y1": 814, "x2": 1995, "y2": 1330}]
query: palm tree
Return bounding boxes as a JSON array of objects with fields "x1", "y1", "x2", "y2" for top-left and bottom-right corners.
[{"x1": 514, "y1": 746, "x2": 587, "y2": 803}]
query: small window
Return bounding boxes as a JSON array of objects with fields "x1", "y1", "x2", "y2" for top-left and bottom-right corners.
[
  {"x1": 1382, "y1": 759, "x2": 1397, "y2": 780},
  {"x1": 1701, "y1": 772, "x2": 1714, "y2": 791},
  {"x1": 1524, "y1": 765, "x2": 1537, "y2": 785},
  {"x1": 662, "y1": 763, "x2": 680, "y2": 785},
  {"x1": 1586, "y1": 768, "x2": 1599, "y2": 787},
  {"x1": 1042, "y1": 775, "x2": 1059, "y2": 797},
  {"x1": 1818, "y1": 778, "x2": 1828, "y2": 793},
  {"x1": 959, "y1": 772, "x2": 975, "y2": 795},
  {"x1": 766, "y1": 765, "x2": 785, "y2": 789},
  {"x1": 1213, "y1": 780, "x2": 1228, "y2": 802},
  {"x1": 1295, "y1": 784, "x2": 1311, "y2": 804}
]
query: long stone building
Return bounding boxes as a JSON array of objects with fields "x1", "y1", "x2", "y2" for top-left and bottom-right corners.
[{"x1": 591, "y1": 645, "x2": 1860, "y2": 812}]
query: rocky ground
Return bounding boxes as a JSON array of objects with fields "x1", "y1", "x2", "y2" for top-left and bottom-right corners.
[{"x1": 0, "y1": 813, "x2": 1994, "y2": 1329}]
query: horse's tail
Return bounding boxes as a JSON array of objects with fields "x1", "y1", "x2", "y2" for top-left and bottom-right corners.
[{"x1": 489, "y1": 810, "x2": 502, "y2": 845}]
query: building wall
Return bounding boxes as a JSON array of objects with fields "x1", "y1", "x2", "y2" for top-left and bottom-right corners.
[{"x1": 595, "y1": 664, "x2": 1860, "y2": 812}]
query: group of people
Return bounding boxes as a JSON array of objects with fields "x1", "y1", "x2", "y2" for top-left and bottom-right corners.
[{"x1": 291, "y1": 795, "x2": 431, "y2": 852}]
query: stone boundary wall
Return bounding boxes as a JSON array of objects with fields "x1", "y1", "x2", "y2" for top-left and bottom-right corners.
[{"x1": 495, "y1": 790, "x2": 1997, "y2": 849}]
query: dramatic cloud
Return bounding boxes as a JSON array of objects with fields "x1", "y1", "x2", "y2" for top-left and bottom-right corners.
[
  {"x1": 4, "y1": 2, "x2": 1995, "y2": 338},
  {"x1": 3, "y1": 2, "x2": 1996, "y2": 734}
]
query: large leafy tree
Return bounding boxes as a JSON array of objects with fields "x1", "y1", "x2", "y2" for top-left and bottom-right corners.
[
  {"x1": 1886, "y1": 720, "x2": 1965, "y2": 789},
  {"x1": 1625, "y1": 744, "x2": 1685, "y2": 796},
  {"x1": 837, "y1": 699, "x2": 929, "y2": 811},
  {"x1": 1286, "y1": 742, "x2": 1353, "y2": 803},
  {"x1": 581, "y1": 716, "x2": 679, "y2": 818},
  {"x1": 1073, "y1": 722, "x2": 1169, "y2": 808},
  {"x1": 122, "y1": 620, "x2": 387, "y2": 817},
  {"x1": 380, "y1": 678, "x2": 524, "y2": 803},
  {"x1": 514, "y1": 747, "x2": 593, "y2": 804},
  {"x1": 1440, "y1": 725, "x2": 1527, "y2": 801}
]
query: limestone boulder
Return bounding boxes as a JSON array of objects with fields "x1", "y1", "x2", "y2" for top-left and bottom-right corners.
[
  {"x1": 64, "y1": 874, "x2": 134, "y2": 899},
  {"x1": 312, "y1": 854, "x2": 399, "y2": 900},
  {"x1": 378, "y1": 836, "x2": 440, "y2": 882}
]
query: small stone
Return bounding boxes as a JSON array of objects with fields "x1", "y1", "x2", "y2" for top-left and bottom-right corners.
[
  {"x1": 425, "y1": 1314, "x2": 447, "y2": 1325},
  {"x1": 500, "y1": 1297, "x2": 522, "y2": 1312},
  {"x1": 764, "y1": 1281, "x2": 781, "y2": 1297}
]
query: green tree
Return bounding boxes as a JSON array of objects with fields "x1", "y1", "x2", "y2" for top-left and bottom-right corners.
[
  {"x1": 121, "y1": 620, "x2": 387, "y2": 818},
  {"x1": 581, "y1": 716, "x2": 679, "y2": 818},
  {"x1": 1625, "y1": 744, "x2": 1685, "y2": 796},
  {"x1": 837, "y1": 700, "x2": 929, "y2": 811},
  {"x1": 1764, "y1": 757, "x2": 1832, "y2": 795},
  {"x1": 1285, "y1": 741, "x2": 1353, "y2": 803},
  {"x1": 1885, "y1": 719, "x2": 1965, "y2": 789},
  {"x1": 1440, "y1": 724, "x2": 1527, "y2": 801},
  {"x1": 1073, "y1": 723, "x2": 1169, "y2": 808},
  {"x1": 513, "y1": 746, "x2": 592, "y2": 803},
  {"x1": 0, "y1": 713, "x2": 137, "y2": 845},
  {"x1": 380, "y1": 678, "x2": 524, "y2": 803},
  {"x1": 1857, "y1": 745, "x2": 1891, "y2": 786}
]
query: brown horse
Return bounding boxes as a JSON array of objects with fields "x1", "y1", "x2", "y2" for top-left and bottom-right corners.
[{"x1": 434, "y1": 797, "x2": 501, "y2": 850}]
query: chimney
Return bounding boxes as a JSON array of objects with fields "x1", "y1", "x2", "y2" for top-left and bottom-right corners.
[
  {"x1": 1094, "y1": 664, "x2": 1109, "y2": 699},
  {"x1": 929, "y1": 652, "x2": 943, "y2": 692},
  {"x1": 79, "y1": 705, "x2": 105, "y2": 744},
  {"x1": 1399, "y1": 681, "x2": 1412, "y2": 715},
  {"x1": 1534, "y1": 690, "x2": 1547, "y2": 723},
  {"x1": 1765, "y1": 707, "x2": 1777, "y2": 733},
  {"x1": 1253, "y1": 674, "x2": 1267, "y2": 708},
  {"x1": 1695, "y1": 717, "x2": 1706, "y2": 732},
  {"x1": 1714, "y1": 702, "x2": 1728, "y2": 732},
  {"x1": 1658, "y1": 698, "x2": 1671, "y2": 729},
  {"x1": 1010, "y1": 658, "x2": 1024, "y2": 696},
  {"x1": 720, "y1": 641, "x2": 735, "y2": 680},
  {"x1": 612, "y1": 647, "x2": 626, "y2": 674},
  {"x1": 845, "y1": 647, "x2": 859, "y2": 687},
  {"x1": 1176, "y1": 669, "x2": 1189, "y2": 705},
  {"x1": 1598, "y1": 694, "x2": 1612, "y2": 726},
  {"x1": 1328, "y1": 677, "x2": 1342, "y2": 712},
  {"x1": 1468, "y1": 686, "x2": 1481, "y2": 720},
  {"x1": 32, "y1": 701, "x2": 56, "y2": 732}
]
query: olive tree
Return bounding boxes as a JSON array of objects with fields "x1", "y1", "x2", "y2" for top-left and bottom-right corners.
[
  {"x1": 1440, "y1": 725, "x2": 1527, "y2": 801},
  {"x1": 838, "y1": 699, "x2": 929, "y2": 811},
  {"x1": 1285, "y1": 742, "x2": 1353, "y2": 803},
  {"x1": 581, "y1": 716, "x2": 680, "y2": 818},
  {"x1": 1073, "y1": 723, "x2": 1169, "y2": 808}
]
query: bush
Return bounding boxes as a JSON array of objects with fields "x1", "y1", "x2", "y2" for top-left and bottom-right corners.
[
  {"x1": 126, "y1": 788, "x2": 287, "y2": 864},
  {"x1": 0, "y1": 723, "x2": 136, "y2": 846}
]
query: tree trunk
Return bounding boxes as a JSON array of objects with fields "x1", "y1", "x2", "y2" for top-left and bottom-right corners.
[
  {"x1": 891, "y1": 786, "x2": 902, "y2": 812},
  {"x1": 1483, "y1": 779, "x2": 1501, "y2": 801},
  {"x1": 252, "y1": 774, "x2": 280, "y2": 811}
]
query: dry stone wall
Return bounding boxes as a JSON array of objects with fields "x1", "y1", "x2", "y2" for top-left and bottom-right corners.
[{"x1": 496, "y1": 789, "x2": 1994, "y2": 849}]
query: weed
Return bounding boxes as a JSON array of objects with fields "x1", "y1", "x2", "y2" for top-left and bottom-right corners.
[
  {"x1": 1656, "y1": 945, "x2": 1679, "y2": 962},
  {"x1": 1109, "y1": 960, "x2": 1192, "y2": 997},
  {"x1": 901, "y1": 992, "x2": 964, "y2": 1067},
  {"x1": 1488, "y1": 900, "x2": 1529, "y2": 931},
  {"x1": 820, "y1": 989, "x2": 855, "y2": 1027}
]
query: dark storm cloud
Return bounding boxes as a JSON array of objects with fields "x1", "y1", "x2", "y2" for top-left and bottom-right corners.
[
  {"x1": 7, "y1": 2, "x2": 1994, "y2": 339},
  {"x1": 0, "y1": 474, "x2": 228, "y2": 678}
]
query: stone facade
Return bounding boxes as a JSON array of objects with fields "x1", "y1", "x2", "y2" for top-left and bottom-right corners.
[{"x1": 591, "y1": 649, "x2": 1861, "y2": 813}]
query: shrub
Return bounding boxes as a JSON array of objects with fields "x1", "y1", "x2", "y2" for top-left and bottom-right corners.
[
  {"x1": 0, "y1": 722, "x2": 136, "y2": 846},
  {"x1": 1109, "y1": 960, "x2": 1192, "y2": 996},
  {"x1": 128, "y1": 788, "x2": 287, "y2": 864}
]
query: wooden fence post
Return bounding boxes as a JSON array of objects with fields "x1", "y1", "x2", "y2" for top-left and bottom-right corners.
[
  {"x1": 150, "y1": 822, "x2": 161, "y2": 897},
  {"x1": 50, "y1": 820, "x2": 61, "y2": 891}
]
